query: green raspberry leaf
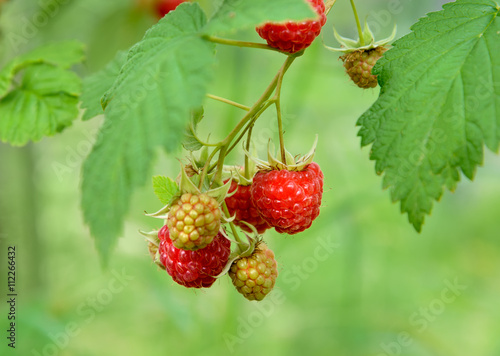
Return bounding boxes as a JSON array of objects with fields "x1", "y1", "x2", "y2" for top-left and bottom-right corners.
[
  {"x1": 153, "y1": 176, "x2": 180, "y2": 205},
  {"x1": 357, "y1": 0, "x2": 500, "y2": 232},
  {"x1": 0, "y1": 41, "x2": 85, "y2": 99},
  {"x1": 204, "y1": 0, "x2": 317, "y2": 35},
  {"x1": 81, "y1": 3, "x2": 215, "y2": 266},
  {"x1": 183, "y1": 107, "x2": 205, "y2": 152},
  {"x1": 0, "y1": 64, "x2": 81, "y2": 146},
  {"x1": 81, "y1": 51, "x2": 127, "y2": 121}
]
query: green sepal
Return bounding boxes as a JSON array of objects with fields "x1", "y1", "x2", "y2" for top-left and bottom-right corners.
[
  {"x1": 215, "y1": 233, "x2": 258, "y2": 279},
  {"x1": 144, "y1": 205, "x2": 170, "y2": 219},
  {"x1": 246, "y1": 135, "x2": 318, "y2": 171},
  {"x1": 179, "y1": 164, "x2": 202, "y2": 195},
  {"x1": 139, "y1": 229, "x2": 161, "y2": 246},
  {"x1": 205, "y1": 178, "x2": 232, "y2": 205},
  {"x1": 325, "y1": 21, "x2": 396, "y2": 52}
]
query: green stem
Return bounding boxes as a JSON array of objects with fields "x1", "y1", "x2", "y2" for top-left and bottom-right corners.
[
  {"x1": 273, "y1": 55, "x2": 296, "y2": 163},
  {"x1": 225, "y1": 100, "x2": 274, "y2": 158},
  {"x1": 349, "y1": 0, "x2": 364, "y2": 46},
  {"x1": 206, "y1": 94, "x2": 250, "y2": 111},
  {"x1": 244, "y1": 124, "x2": 254, "y2": 179},
  {"x1": 222, "y1": 202, "x2": 243, "y2": 244},
  {"x1": 198, "y1": 146, "x2": 221, "y2": 189},
  {"x1": 214, "y1": 145, "x2": 229, "y2": 185},
  {"x1": 211, "y1": 65, "x2": 284, "y2": 184},
  {"x1": 203, "y1": 35, "x2": 285, "y2": 53}
]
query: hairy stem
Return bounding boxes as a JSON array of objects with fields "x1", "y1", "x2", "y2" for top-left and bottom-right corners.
[
  {"x1": 203, "y1": 35, "x2": 284, "y2": 53},
  {"x1": 198, "y1": 146, "x2": 221, "y2": 189},
  {"x1": 206, "y1": 93, "x2": 250, "y2": 111},
  {"x1": 211, "y1": 65, "x2": 284, "y2": 184},
  {"x1": 349, "y1": 0, "x2": 364, "y2": 46},
  {"x1": 273, "y1": 55, "x2": 296, "y2": 163},
  {"x1": 244, "y1": 124, "x2": 254, "y2": 179},
  {"x1": 224, "y1": 100, "x2": 274, "y2": 158},
  {"x1": 222, "y1": 202, "x2": 243, "y2": 244}
]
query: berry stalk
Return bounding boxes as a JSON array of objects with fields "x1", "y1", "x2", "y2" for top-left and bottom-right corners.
[
  {"x1": 221, "y1": 201, "x2": 244, "y2": 245},
  {"x1": 211, "y1": 62, "x2": 286, "y2": 184},
  {"x1": 244, "y1": 124, "x2": 253, "y2": 180},
  {"x1": 203, "y1": 35, "x2": 285, "y2": 53},
  {"x1": 349, "y1": 0, "x2": 364, "y2": 46},
  {"x1": 206, "y1": 94, "x2": 250, "y2": 111},
  {"x1": 273, "y1": 55, "x2": 297, "y2": 164}
]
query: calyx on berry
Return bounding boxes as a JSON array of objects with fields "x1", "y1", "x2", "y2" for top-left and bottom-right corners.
[
  {"x1": 145, "y1": 165, "x2": 232, "y2": 250},
  {"x1": 246, "y1": 135, "x2": 318, "y2": 172},
  {"x1": 324, "y1": 20, "x2": 396, "y2": 53}
]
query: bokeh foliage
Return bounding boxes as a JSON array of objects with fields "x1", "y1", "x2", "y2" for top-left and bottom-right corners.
[{"x1": 1, "y1": 1, "x2": 499, "y2": 356}]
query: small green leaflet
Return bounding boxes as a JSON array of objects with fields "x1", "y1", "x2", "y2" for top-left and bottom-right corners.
[
  {"x1": 0, "y1": 41, "x2": 84, "y2": 146},
  {"x1": 357, "y1": 0, "x2": 500, "y2": 231},
  {"x1": 81, "y1": 51, "x2": 127, "y2": 121},
  {"x1": 204, "y1": 0, "x2": 316, "y2": 35},
  {"x1": 0, "y1": 64, "x2": 81, "y2": 146},
  {"x1": 81, "y1": 3, "x2": 215, "y2": 266},
  {"x1": 0, "y1": 41, "x2": 85, "y2": 98},
  {"x1": 153, "y1": 176, "x2": 179, "y2": 205},
  {"x1": 183, "y1": 107, "x2": 205, "y2": 151}
]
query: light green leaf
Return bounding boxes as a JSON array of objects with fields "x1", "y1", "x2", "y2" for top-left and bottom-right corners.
[
  {"x1": 153, "y1": 176, "x2": 180, "y2": 205},
  {"x1": 357, "y1": 0, "x2": 500, "y2": 231},
  {"x1": 0, "y1": 64, "x2": 81, "y2": 146},
  {"x1": 0, "y1": 41, "x2": 85, "y2": 98},
  {"x1": 81, "y1": 2, "x2": 215, "y2": 266},
  {"x1": 204, "y1": 0, "x2": 317, "y2": 35},
  {"x1": 183, "y1": 107, "x2": 205, "y2": 151},
  {"x1": 81, "y1": 51, "x2": 127, "y2": 121}
]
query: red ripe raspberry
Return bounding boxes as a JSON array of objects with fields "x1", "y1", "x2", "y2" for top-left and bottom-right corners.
[
  {"x1": 256, "y1": 0, "x2": 327, "y2": 53},
  {"x1": 225, "y1": 180, "x2": 271, "y2": 234},
  {"x1": 251, "y1": 162, "x2": 324, "y2": 234},
  {"x1": 158, "y1": 225, "x2": 231, "y2": 288},
  {"x1": 155, "y1": 0, "x2": 185, "y2": 18}
]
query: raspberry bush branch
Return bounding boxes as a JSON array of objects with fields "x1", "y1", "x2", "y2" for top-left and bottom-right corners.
[
  {"x1": 206, "y1": 93, "x2": 251, "y2": 111},
  {"x1": 203, "y1": 35, "x2": 287, "y2": 54},
  {"x1": 140, "y1": 0, "x2": 329, "y2": 301}
]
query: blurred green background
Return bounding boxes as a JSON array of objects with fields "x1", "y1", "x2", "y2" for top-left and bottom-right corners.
[{"x1": 1, "y1": 1, "x2": 499, "y2": 355}]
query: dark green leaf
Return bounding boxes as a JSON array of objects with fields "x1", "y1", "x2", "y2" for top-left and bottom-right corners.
[
  {"x1": 0, "y1": 41, "x2": 85, "y2": 98},
  {"x1": 0, "y1": 64, "x2": 81, "y2": 146},
  {"x1": 357, "y1": 0, "x2": 500, "y2": 231},
  {"x1": 183, "y1": 107, "x2": 205, "y2": 151},
  {"x1": 81, "y1": 3, "x2": 215, "y2": 266},
  {"x1": 81, "y1": 51, "x2": 127, "y2": 121}
]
